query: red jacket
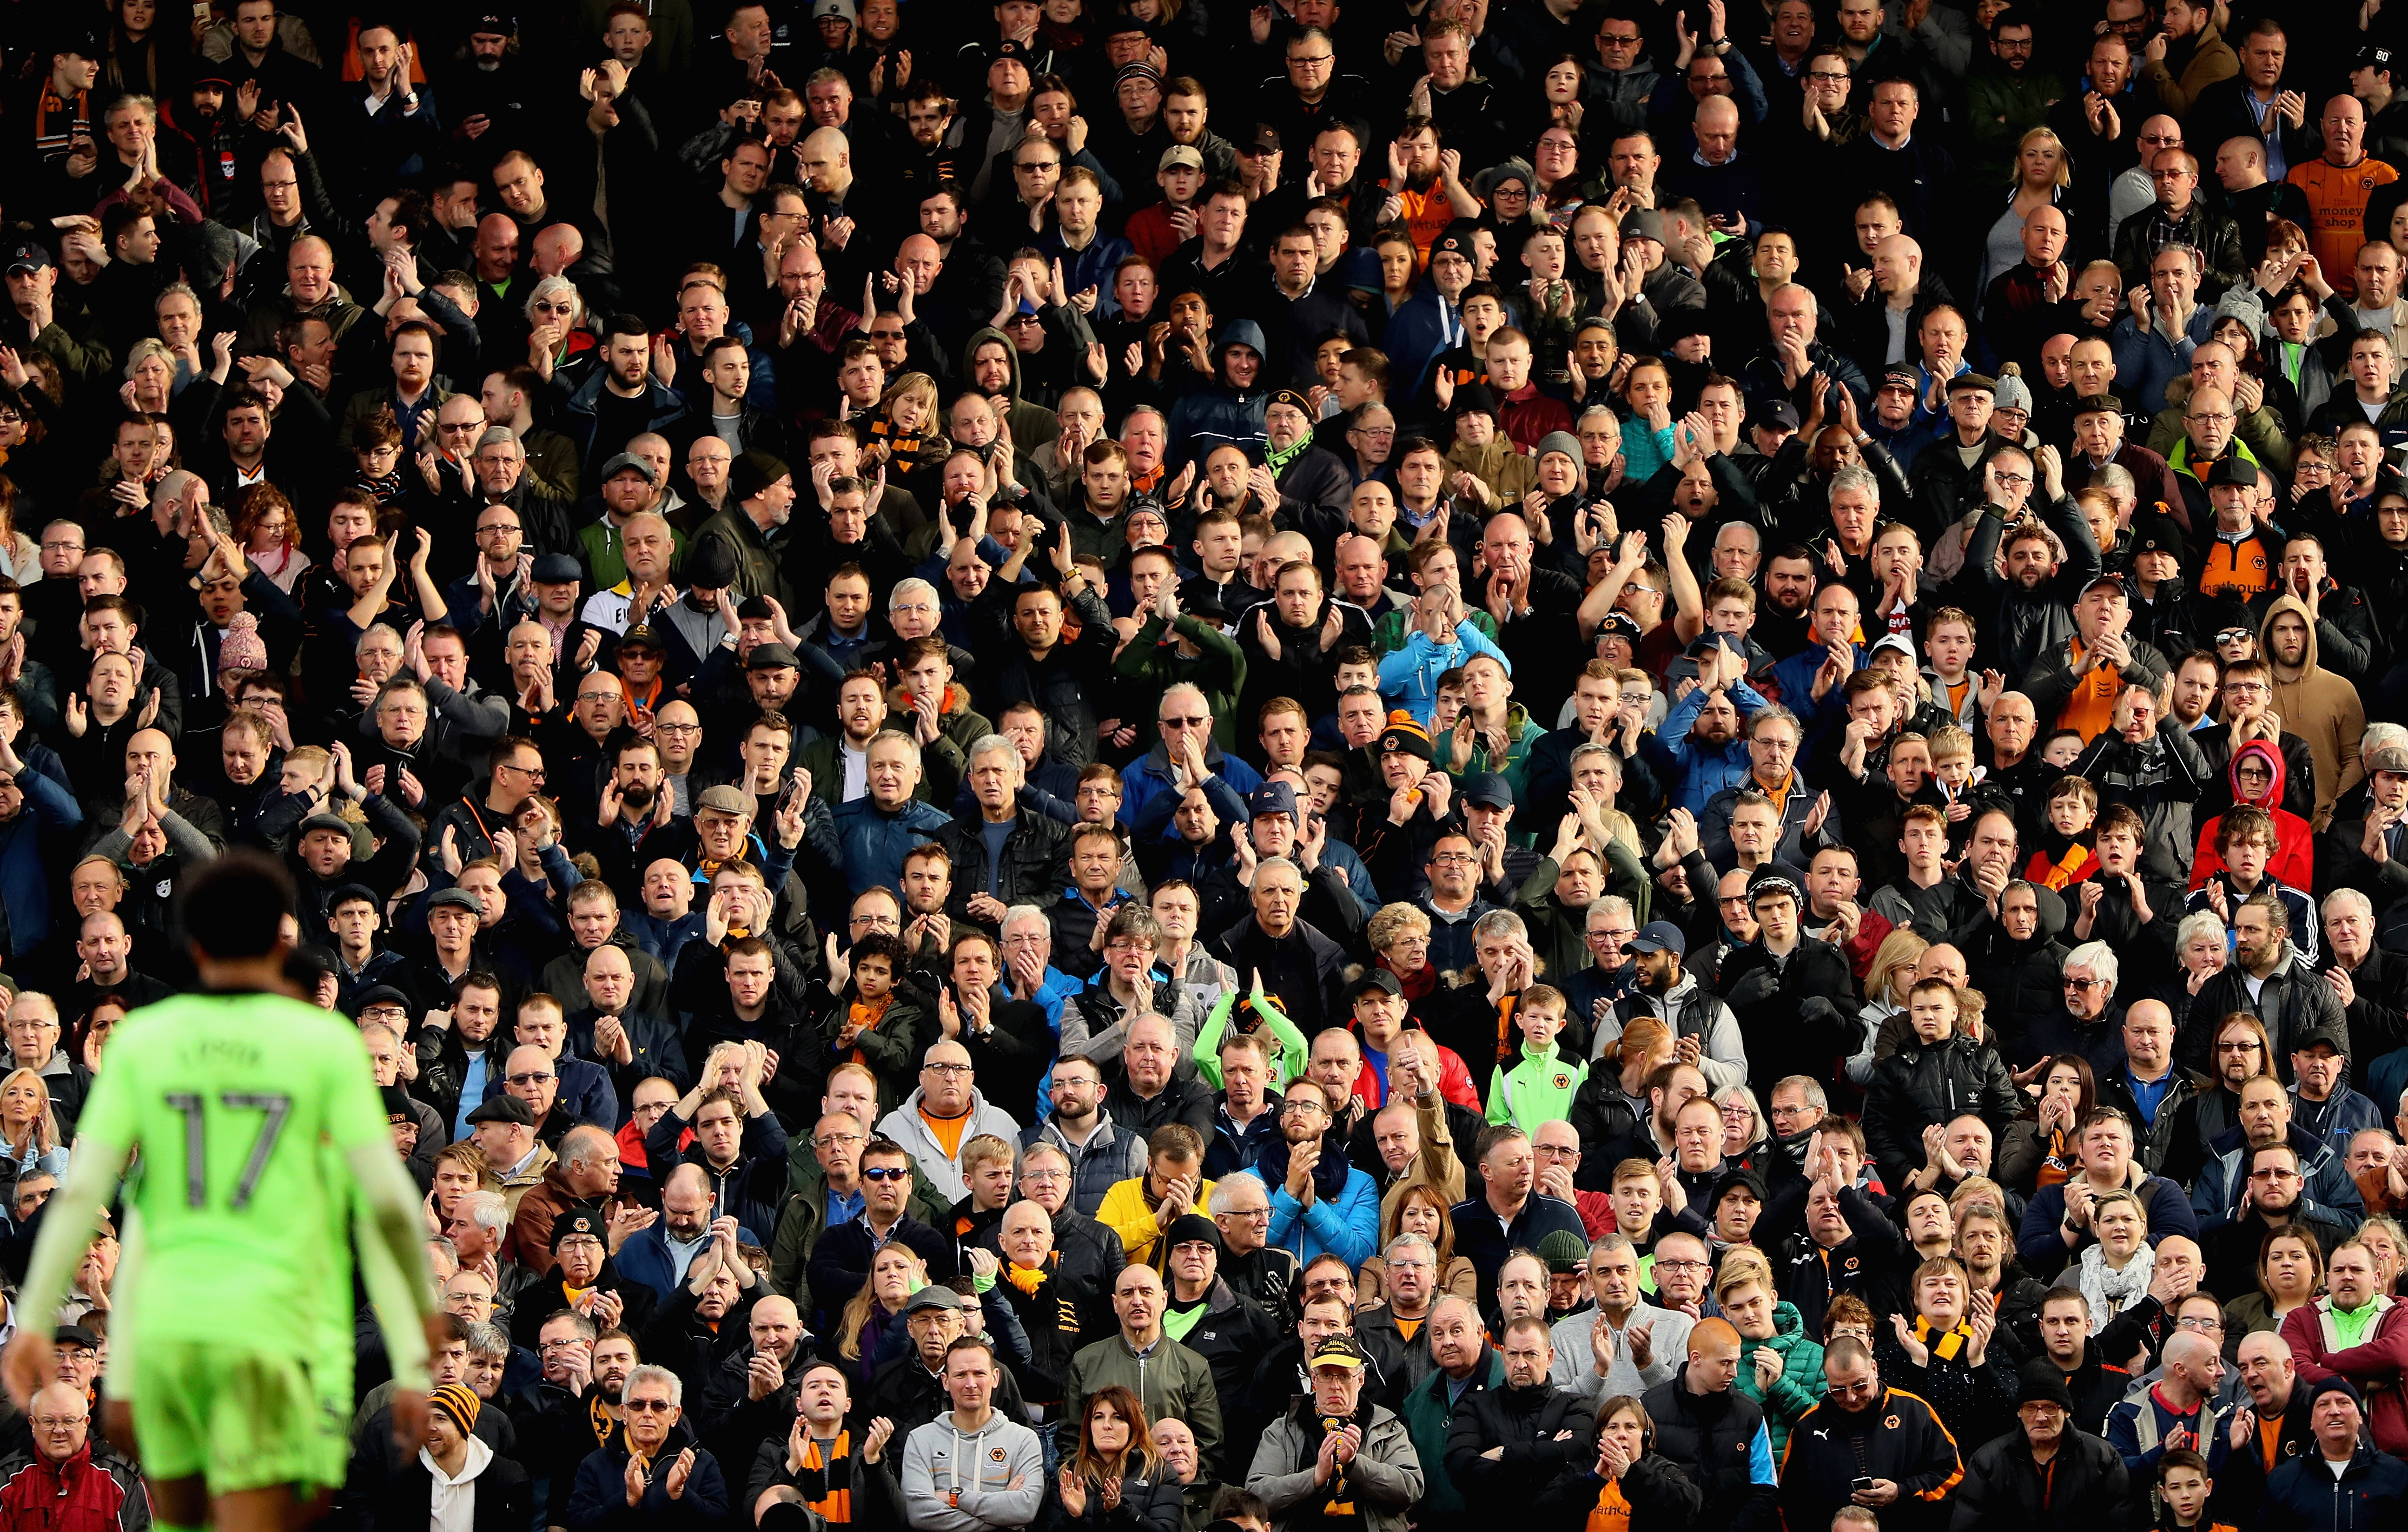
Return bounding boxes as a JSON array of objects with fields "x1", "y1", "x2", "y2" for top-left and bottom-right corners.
[
  {"x1": 0, "y1": 1443, "x2": 150, "y2": 1532},
  {"x1": 2281, "y1": 1297, "x2": 2408, "y2": 1455},
  {"x1": 1347, "y1": 1036, "x2": 1483, "y2": 1115}
]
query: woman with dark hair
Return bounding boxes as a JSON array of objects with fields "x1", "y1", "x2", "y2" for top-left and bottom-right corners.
[
  {"x1": 1042, "y1": 1385, "x2": 1186, "y2": 1532},
  {"x1": 1999, "y1": 1052, "x2": 2098, "y2": 1193},
  {"x1": 1530, "y1": 1393, "x2": 1702, "y2": 1532},
  {"x1": 2220, "y1": 1225, "x2": 2324, "y2": 1343}
]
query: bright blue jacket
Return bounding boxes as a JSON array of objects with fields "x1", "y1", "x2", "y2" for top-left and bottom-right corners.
[
  {"x1": 1378, "y1": 623, "x2": 1511, "y2": 727},
  {"x1": 1656, "y1": 672, "x2": 1767, "y2": 815},
  {"x1": 1244, "y1": 1164, "x2": 1380, "y2": 1269}
]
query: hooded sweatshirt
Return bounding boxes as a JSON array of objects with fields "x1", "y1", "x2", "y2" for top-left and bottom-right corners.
[
  {"x1": 899, "y1": 1407, "x2": 1047, "y2": 1532},
  {"x1": 2188, "y1": 739, "x2": 2315, "y2": 892},
  {"x1": 2259, "y1": 592, "x2": 2365, "y2": 829},
  {"x1": 955, "y1": 326, "x2": 1063, "y2": 456},
  {"x1": 1164, "y1": 319, "x2": 1271, "y2": 468}
]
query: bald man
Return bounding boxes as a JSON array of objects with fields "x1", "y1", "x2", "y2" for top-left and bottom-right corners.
[{"x1": 1986, "y1": 204, "x2": 2073, "y2": 375}]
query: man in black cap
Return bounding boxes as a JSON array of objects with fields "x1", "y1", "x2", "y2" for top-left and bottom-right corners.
[
  {"x1": 1259, "y1": 389, "x2": 1353, "y2": 527},
  {"x1": 1160, "y1": 1212, "x2": 1280, "y2": 1415},
  {"x1": 1951, "y1": 1358, "x2": 2131, "y2": 1528},
  {"x1": 692, "y1": 452, "x2": 799, "y2": 611},
  {"x1": 1712, "y1": 870, "x2": 1854, "y2": 1100},
  {"x1": 2194, "y1": 455, "x2": 2283, "y2": 603},
  {"x1": 510, "y1": 1205, "x2": 657, "y2": 1351}
]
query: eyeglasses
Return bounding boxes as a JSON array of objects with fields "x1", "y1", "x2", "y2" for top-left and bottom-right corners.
[
  {"x1": 862, "y1": 1165, "x2": 911, "y2": 1181},
  {"x1": 812, "y1": 1132, "x2": 865, "y2": 1148},
  {"x1": 477, "y1": 523, "x2": 523, "y2": 537},
  {"x1": 1807, "y1": 69, "x2": 1850, "y2": 80},
  {"x1": 1430, "y1": 851, "x2": 1479, "y2": 865},
  {"x1": 538, "y1": 1338, "x2": 586, "y2": 1352},
  {"x1": 2218, "y1": 1041, "x2": 2263, "y2": 1053},
  {"x1": 925, "y1": 1062, "x2": 974, "y2": 1076},
  {"x1": 1654, "y1": 1258, "x2": 1710, "y2": 1272},
  {"x1": 2062, "y1": 976, "x2": 2102, "y2": 991},
  {"x1": 1993, "y1": 472, "x2": 2032, "y2": 487},
  {"x1": 2249, "y1": 1167, "x2": 2301, "y2": 1181},
  {"x1": 1216, "y1": 1206, "x2": 1271, "y2": 1220},
  {"x1": 1289, "y1": 52, "x2": 1333, "y2": 65},
  {"x1": 657, "y1": 722, "x2": 702, "y2": 735},
  {"x1": 556, "y1": 1235, "x2": 605, "y2": 1252},
  {"x1": 1022, "y1": 1169, "x2": 1067, "y2": 1184},
  {"x1": 29, "y1": 1418, "x2": 84, "y2": 1431},
  {"x1": 2176, "y1": 1316, "x2": 2224, "y2": 1331},
  {"x1": 1281, "y1": 1099, "x2": 1326, "y2": 1116},
  {"x1": 506, "y1": 1072, "x2": 555, "y2": 1086},
  {"x1": 623, "y1": 1398, "x2": 676, "y2": 1412},
  {"x1": 500, "y1": 762, "x2": 546, "y2": 780}
]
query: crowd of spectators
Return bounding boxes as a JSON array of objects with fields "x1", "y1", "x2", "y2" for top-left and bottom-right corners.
[{"x1": 21, "y1": 0, "x2": 2408, "y2": 1530}]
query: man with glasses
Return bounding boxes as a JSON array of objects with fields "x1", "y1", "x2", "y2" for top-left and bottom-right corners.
[
  {"x1": 1020, "y1": 1052, "x2": 1146, "y2": 1216},
  {"x1": 1256, "y1": 27, "x2": 1369, "y2": 174},
  {"x1": 1, "y1": 1379, "x2": 148, "y2": 1532},
  {"x1": 1779, "y1": 1336, "x2": 1961, "y2": 1532},
  {"x1": 806, "y1": 1135, "x2": 958, "y2": 1331},
  {"x1": 769, "y1": 1103, "x2": 903, "y2": 1296},
  {"x1": 575, "y1": 1362, "x2": 730, "y2": 1526}
]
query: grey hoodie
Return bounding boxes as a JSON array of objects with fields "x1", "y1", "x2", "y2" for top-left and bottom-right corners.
[{"x1": 900, "y1": 1407, "x2": 1046, "y2": 1532}]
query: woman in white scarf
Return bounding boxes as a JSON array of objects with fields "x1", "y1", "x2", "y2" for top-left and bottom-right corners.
[{"x1": 2075, "y1": 1187, "x2": 2156, "y2": 1332}]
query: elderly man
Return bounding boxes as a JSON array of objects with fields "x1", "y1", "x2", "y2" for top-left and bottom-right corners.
[
  {"x1": 507, "y1": 1123, "x2": 635, "y2": 1271},
  {"x1": 865, "y1": 1284, "x2": 1034, "y2": 1444},
  {"x1": 1247, "y1": 1337, "x2": 1424, "y2": 1531},
  {"x1": 2217, "y1": 1332, "x2": 2316, "y2": 1523},
  {"x1": 1394, "y1": 1296, "x2": 1495, "y2": 1524},
  {"x1": 566, "y1": 1363, "x2": 731, "y2": 1532},
  {"x1": 2259, "y1": 1375, "x2": 2408, "y2": 1527},
  {"x1": 1952, "y1": 1360, "x2": 2132, "y2": 1532},
  {"x1": 0, "y1": 1381, "x2": 147, "y2": 1532}
]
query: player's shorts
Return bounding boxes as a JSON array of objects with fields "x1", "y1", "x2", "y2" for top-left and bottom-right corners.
[{"x1": 131, "y1": 1338, "x2": 348, "y2": 1494}]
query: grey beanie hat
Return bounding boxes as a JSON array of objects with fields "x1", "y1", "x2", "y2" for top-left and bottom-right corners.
[
  {"x1": 2214, "y1": 286, "x2": 2268, "y2": 335},
  {"x1": 1992, "y1": 365, "x2": 2033, "y2": 413},
  {"x1": 1536, "y1": 431, "x2": 1582, "y2": 465}
]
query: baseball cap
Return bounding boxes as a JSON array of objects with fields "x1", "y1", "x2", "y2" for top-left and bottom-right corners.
[
  {"x1": 467, "y1": 10, "x2": 515, "y2": 36},
  {"x1": 618, "y1": 624, "x2": 663, "y2": 651},
  {"x1": 1757, "y1": 400, "x2": 1801, "y2": 432},
  {"x1": 5, "y1": 240, "x2": 53, "y2": 276},
  {"x1": 1626, "y1": 921, "x2": 1686, "y2": 957},
  {"x1": 1460, "y1": 772, "x2": 1513, "y2": 810},
  {"x1": 1869, "y1": 631, "x2": 1917, "y2": 663},
  {"x1": 1307, "y1": 1336, "x2": 1368, "y2": 1371},
  {"x1": 2294, "y1": 1026, "x2": 2348, "y2": 1056},
  {"x1": 53, "y1": 1326, "x2": 100, "y2": 1350},
  {"x1": 1243, "y1": 124, "x2": 1281, "y2": 154},
  {"x1": 1159, "y1": 144, "x2": 1204, "y2": 173},
  {"x1": 1348, "y1": 969, "x2": 1403, "y2": 1002},
  {"x1": 813, "y1": 0, "x2": 857, "y2": 19},
  {"x1": 1879, "y1": 363, "x2": 1919, "y2": 391},
  {"x1": 1620, "y1": 209, "x2": 1669, "y2": 243},
  {"x1": 2207, "y1": 457, "x2": 2260, "y2": 488},
  {"x1": 697, "y1": 784, "x2": 752, "y2": 815},
  {"x1": 1247, "y1": 782, "x2": 1300, "y2": 822}
]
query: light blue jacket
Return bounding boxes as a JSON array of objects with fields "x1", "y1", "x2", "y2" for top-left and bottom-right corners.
[
  {"x1": 1377, "y1": 624, "x2": 1511, "y2": 727},
  {"x1": 1656, "y1": 672, "x2": 1767, "y2": 815},
  {"x1": 1243, "y1": 1164, "x2": 1380, "y2": 1269}
]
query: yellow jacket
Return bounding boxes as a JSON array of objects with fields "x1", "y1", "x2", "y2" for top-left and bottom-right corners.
[{"x1": 1094, "y1": 1173, "x2": 1217, "y2": 1270}]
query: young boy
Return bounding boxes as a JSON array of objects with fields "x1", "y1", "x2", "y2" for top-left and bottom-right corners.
[
  {"x1": 2156, "y1": 1449, "x2": 2233, "y2": 1532},
  {"x1": 1913, "y1": 725, "x2": 1981, "y2": 852},
  {"x1": 2073, "y1": 804, "x2": 2155, "y2": 946},
  {"x1": 1432, "y1": 666, "x2": 1468, "y2": 736},
  {"x1": 816, "y1": 930, "x2": 921, "y2": 1107},
  {"x1": 1487, "y1": 982, "x2": 1585, "y2": 1133},
  {"x1": 1920, "y1": 605, "x2": 1980, "y2": 727},
  {"x1": 281, "y1": 743, "x2": 332, "y2": 797},
  {"x1": 2039, "y1": 728, "x2": 2087, "y2": 768},
  {"x1": 2025, "y1": 774, "x2": 2099, "y2": 890}
]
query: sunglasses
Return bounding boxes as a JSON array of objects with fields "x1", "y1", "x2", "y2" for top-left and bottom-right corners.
[{"x1": 862, "y1": 1165, "x2": 911, "y2": 1182}]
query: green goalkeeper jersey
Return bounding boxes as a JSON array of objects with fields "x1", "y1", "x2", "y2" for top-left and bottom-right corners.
[{"x1": 71, "y1": 990, "x2": 401, "y2": 1360}]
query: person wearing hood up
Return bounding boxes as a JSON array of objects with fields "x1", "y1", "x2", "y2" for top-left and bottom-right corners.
[
  {"x1": 959, "y1": 322, "x2": 1064, "y2": 453},
  {"x1": 1165, "y1": 318, "x2": 1270, "y2": 468},
  {"x1": 2259, "y1": 592, "x2": 2365, "y2": 830},
  {"x1": 2189, "y1": 742, "x2": 2314, "y2": 892}
]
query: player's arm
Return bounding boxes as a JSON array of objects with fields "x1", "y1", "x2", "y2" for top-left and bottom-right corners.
[
  {"x1": 3, "y1": 1130, "x2": 133, "y2": 1405},
  {"x1": 347, "y1": 1139, "x2": 440, "y2": 1392}
]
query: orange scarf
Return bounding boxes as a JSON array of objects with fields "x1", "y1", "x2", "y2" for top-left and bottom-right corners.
[{"x1": 799, "y1": 1431, "x2": 855, "y2": 1523}]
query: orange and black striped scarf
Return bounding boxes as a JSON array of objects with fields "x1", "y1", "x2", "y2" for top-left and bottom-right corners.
[{"x1": 797, "y1": 1432, "x2": 855, "y2": 1523}]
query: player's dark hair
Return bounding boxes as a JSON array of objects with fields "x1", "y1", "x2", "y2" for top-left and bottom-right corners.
[{"x1": 175, "y1": 849, "x2": 296, "y2": 960}]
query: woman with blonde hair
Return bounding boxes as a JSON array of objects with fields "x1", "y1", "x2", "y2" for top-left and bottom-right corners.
[
  {"x1": 836, "y1": 1242, "x2": 927, "y2": 1390},
  {"x1": 1358, "y1": 1179, "x2": 1477, "y2": 1305},
  {"x1": 2075, "y1": 1188, "x2": 2153, "y2": 1331},
  {"x1": 0, "y1": 1068, "x2": 68, "y2": 1183},
  {"x1": 1367, "y1": 902, "x2": 1440, "y2": 1013},
  {"x1": 1848, "y1": 927, "x2": 1929, "y2": 1084},
  {"x1": 1042, "y1": 1385, "x2": 1184, "y2": 1532},
  {"x1": 525, "y1": 278, "x2": 592, "y2": 373},
  {"x1": 1980, "y1": 127, "x2": 2075, "y2": 303},
  {"x1": 863, "y1": 371, "x2": 949, "y2": 506},
  {"x1": 122, "y1": 338, "x2": 176, "y2": 415}
]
